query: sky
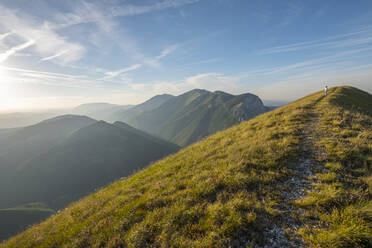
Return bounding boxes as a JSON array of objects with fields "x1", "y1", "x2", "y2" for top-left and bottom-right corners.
[{"x1": 0, "y1": 0, "x2": 372, "y2": 111}]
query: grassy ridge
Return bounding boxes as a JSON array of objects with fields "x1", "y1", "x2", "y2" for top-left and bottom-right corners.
[
  {"x1": 1, "y1": 87, "x2": 371, "y2": 247},
  {"x1": 296, "y1": 87, "x2": 372, "y2": 247}
]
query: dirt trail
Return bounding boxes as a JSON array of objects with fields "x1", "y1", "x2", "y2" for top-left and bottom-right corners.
[{"x1": 258, "y1": 106, "x2": 327, "y2": 248}]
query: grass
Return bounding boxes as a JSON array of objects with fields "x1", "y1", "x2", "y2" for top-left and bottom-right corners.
[
  {"x1": 296, "y1": 86, "x2": 372, "y2": 247},
  {"x1": 1, "y1": 86, "x2": 371, "y2": 248}
]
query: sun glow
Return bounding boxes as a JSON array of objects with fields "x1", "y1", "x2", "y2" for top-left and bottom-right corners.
[{"x1": 0, "y1": 68, "x2": 15, "y2": 109}]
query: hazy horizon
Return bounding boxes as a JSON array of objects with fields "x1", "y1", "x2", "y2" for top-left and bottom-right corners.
[
  {"x1": 0, "y1": 90, "x2": 289, "y2": 114},
  {"x1": 1, "y1": 0, "x2": 372, "y2": 112}
]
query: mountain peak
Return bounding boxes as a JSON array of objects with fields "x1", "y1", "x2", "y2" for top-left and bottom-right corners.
[
  {"x1": 40, "y1": 114, "x2": 95, "y2": 124},
  {"x1": 213, "y1": 90, "x2": 230, "y2": 95},
  {"x1": 184, "y1": 88, "x2": 211, "y2": 95},
  {"x1": 148, "y1": 93, "x2": 174, "y2": 101}
]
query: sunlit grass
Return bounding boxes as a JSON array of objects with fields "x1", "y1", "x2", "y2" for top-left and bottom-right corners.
[{"x1": 297, "y1": 86, "x2": 372, "y2": 247}]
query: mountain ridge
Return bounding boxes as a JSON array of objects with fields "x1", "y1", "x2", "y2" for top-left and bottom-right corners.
[
  {"x1": 3, "y1": 86, "x2": 370, "y2": 247},
  {"x1": 122, "y1": 89, "x2": 269, "y2": 146},
  {"x1": 109, "y1": 94, "x2": 175, "y2": 122}
]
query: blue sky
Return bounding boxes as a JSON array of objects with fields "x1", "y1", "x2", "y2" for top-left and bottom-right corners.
[{"x1": 0, "y1": 0, "x2": 372, "y2": 111}]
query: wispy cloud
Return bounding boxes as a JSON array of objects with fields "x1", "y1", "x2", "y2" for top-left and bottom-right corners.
[
  {"x1": 109, "y1": 0, "x2": 201, "y2": 19},
  {"x1": 40, "y1": 50, "x2": 69, "y2": 62},
  {"x1": 51, "y1": 1, "x2": 191, "y2": 68},
  {"x1": 263, "y1": 46, "x2": 372, "y2": 75},
  {"x1": 144, "y1": 44, "x2": 180, "y2": 67},
  {"x1": 156, "y1": 44, "x2": 179, "y2": 60},
  {"x1": 0, "y1": 3, "x2": 85, "y2": 63},
  {"x1": 53, "y1": 0, "x2": 201, "y2": 29},
  {"x1": 0, "y1": 32, "x2": 12, "y2": 41},
  {"x1": 0, "y1": 65, "x2": 88, "y2": 82},
  {"x1": 0, "y1": 40, "x2": 35, "y2": 63},
  {"x1": 101, "y1": 64, "x2": 143, "y2": 80},
  {"x1": 260, "y1": 29, "x2": 372, "y2": 54}
]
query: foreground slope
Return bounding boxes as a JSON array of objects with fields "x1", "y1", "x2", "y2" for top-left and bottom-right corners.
[
  {"x1": 2, "y1": 87, "x2": 371, "y2": 248},
  {"x1": 126, "y1": 89, "x2": 269, "y2": 146}
]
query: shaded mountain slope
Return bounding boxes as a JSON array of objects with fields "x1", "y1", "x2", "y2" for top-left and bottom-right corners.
[
  {"x1": 0, "y1": 115, "x2": 96, "y2": 208},
  {"x1": 0, "y1": 117, "x2": 179, "y2": 241},
  {"x1": 0, "y1": 115, "x2": 96, "y2": 169},
  {"x1": 2, "y1": 87, "x2": 371, "y2": 248},
  {"x1": 126, "y1": 89, "x2": 269, "y2": 146},
  {"x1": 0, "y1": 120, "x2": 179, "y2": 210}
]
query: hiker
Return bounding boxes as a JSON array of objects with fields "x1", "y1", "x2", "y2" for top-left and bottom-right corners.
[{"x1": 324, "y1": 85, "x2": 328, "y2": 96}]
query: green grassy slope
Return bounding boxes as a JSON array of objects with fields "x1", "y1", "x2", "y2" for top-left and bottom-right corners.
[
  {"x1": 2, "y1": 86, "x2": 371, "y2": 248},
  {"x1": 295, "y1": 87, "x2": 372, "y2": 247}
]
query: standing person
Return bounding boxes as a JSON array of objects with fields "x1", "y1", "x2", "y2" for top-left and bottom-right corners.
[{"x1": 324, "y1": 85, "x2": 328, "y2": 96}]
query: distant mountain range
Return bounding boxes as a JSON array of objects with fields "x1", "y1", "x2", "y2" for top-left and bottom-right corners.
[
  {"x1": 0, "y1": 115, "x2": 178, "y2": 241},
  {"x1": 109, "y1": 94, "x2": 174, "y2": 122},
  {"x1": 114, "y1": 89, "x2": 271, "y2": 146},
  {"x1": 0, "y1": 90, "x2": 271, "y2": 145},
  {"x1": 68, "y1": 89, "x2": 270, "y2": 146},
  {"x1": 71, "y1": 103, "x2": 133, "y2": 121}
]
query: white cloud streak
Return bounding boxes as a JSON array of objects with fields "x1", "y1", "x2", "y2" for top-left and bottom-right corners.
[
  {"x1": 40, "y1": 50, "x2": 69, "y2": 62},
  {"x1": 50, "y1": 1, "x2": 188, "y2": 69},
  {"x1": 144, "y1": 44, "x2": 180, "y2": 67},
  {"x1": 0, "y1": 32, "x2": 12, "y2": 41},
  {"x1": 0, "y1": 40, "x2": 35, "y2": 63},
  {"x1": 109, "y1": 0, "x2": 201, "y2": 19},
  {"x1": 0, "y1": 3, "x2": 85, "y2": 63},
  {"x1": 260, "y1": 29, "x2": 372, "y2": 54},
  {"x1": 156, "y1": 44, "x2": 179, "y2": 60},
  {"x1": 0, "y1": 65, "x2": 85, "y2": 79},
  {"x1": 263, "y1": 46, "x2": 372, "y2": 75},
  {"x1": 101, "y1": 64, "x2": 143, "y2": 80},
  {"x1": 53, "y1": 0, "x2": 201, "y2": 29}
]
